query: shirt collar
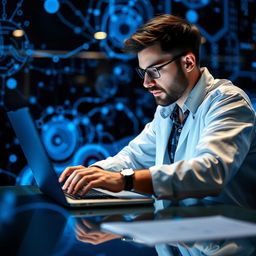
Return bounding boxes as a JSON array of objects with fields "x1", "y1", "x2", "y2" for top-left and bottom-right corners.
[{"x1": 184, "y1": 67, "x2": 214, "y2": 115}]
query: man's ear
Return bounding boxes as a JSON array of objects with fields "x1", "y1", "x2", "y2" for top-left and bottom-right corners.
[{"x1": 184, "y1": 53, "x2": 196, "y2": 72}]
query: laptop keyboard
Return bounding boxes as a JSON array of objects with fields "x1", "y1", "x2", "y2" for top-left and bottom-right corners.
[{"x1": 64, "y1": 188, "x2": 116, "y2": 200}]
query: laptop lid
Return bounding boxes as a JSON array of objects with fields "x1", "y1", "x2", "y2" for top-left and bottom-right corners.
[
  {"x1": 7, "y1": 107, "x2": 154, "y2": 207},
  {"x1": 7, "y1": 107, "x2": 68, "y2": 206}
]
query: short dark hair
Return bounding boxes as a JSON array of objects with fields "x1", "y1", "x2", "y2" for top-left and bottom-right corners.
[{"x1": 123, "y1": 14, "x2": 202, "y2": 64}]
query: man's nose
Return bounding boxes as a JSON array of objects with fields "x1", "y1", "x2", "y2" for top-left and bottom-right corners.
[{"x1": 143, "y1": 73, "x2": 156, "y2": 88}]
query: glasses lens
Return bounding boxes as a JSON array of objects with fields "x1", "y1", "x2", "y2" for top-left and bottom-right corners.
[
  {"x1": 147, "y1": 67, "x2": 159, "y2": 79},
  {"x1": 136, "y1": 67, "x2": 160, "y2": 79},
  {"x1": 136, "y1": 68, "x2": 145, "y2": 79}
]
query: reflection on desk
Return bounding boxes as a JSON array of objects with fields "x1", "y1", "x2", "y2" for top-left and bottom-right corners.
[
  {"x1": 0, "y1": 185, "x2": 157, "y2": 256},
  {"x1": 154, "y1": 205, "x2": 256, "y2": 256},
  {"x1": 0, "y1": 185, "x2": 256, "y2": 256},
  {"x1": 156, "y1": 238, "x2": 256, "y2": 256}
]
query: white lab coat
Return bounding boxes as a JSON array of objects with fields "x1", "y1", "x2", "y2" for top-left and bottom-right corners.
[{"x1": 94, "y1": 68, "x2": 256, "y2": 209}]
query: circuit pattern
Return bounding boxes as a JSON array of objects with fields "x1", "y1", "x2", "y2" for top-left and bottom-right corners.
[{"x1": 0, "y1": 0, "x2": 255, "y2": 186}]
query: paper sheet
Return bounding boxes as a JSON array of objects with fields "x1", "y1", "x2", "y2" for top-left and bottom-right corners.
[{"x1": 101, "y1": 215, "x2": 256, "y2": 245}]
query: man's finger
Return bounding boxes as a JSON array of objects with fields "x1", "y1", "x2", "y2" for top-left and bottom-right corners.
[
  {"x1": 67, "y1": 171, "x2": 85, "y2": 193},
  {"x1": 73, "y1": 174, "x2": 98, "y2": 194},
  {"x1": 58, "y1": 165, "x2": 84, "y2": 182},
  {"x1": 62, "y1": 168, "x2": 80, "y2": 190},
  {"x1": 80, "y1": 180, "x2": 99, "y2": 196}
]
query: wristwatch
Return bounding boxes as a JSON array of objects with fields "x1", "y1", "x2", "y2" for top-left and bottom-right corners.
[{"x1": 120, "y1": 168, "x2": 134, "y2": 191}]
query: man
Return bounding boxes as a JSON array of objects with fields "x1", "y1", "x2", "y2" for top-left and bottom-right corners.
[{"x1": 59, "y1": 14, "x2": 256, "y2": 208}]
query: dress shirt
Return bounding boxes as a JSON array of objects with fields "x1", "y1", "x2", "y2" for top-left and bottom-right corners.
[{"x1": 168, "y1": 104, "x2": 189, "y2": 163}]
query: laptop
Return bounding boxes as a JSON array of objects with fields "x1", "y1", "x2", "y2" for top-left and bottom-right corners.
[{"x1": 7, "y1": 107, "x2": 154, "y2": 208}]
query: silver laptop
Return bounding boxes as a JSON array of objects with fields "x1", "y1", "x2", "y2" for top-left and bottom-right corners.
[{"x1": 7, "y1": 107, "x2": 154, "y2": 208}]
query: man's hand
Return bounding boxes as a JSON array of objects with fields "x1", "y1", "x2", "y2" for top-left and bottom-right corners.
[
  {"x1": 58, "y1": 165, "x2": 125, "y2": 196},
  {"x1": 75, "y1": 218, "x2": 121, "y2": 245}
]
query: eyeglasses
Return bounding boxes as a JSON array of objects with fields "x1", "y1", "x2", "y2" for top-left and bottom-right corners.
[{"x1": 136, "y1": 53, "x2": 185, "y2": 79}]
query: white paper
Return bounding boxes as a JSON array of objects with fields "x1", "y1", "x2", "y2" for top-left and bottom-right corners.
[{"x1": 101, "y1": 215, "x2": 256, "y2": 245}]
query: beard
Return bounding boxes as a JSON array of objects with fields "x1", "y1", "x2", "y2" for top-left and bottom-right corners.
[
  {"x1": 150, "y1": 85, "x2": 187, "y2": 106},
  {"x1": 154, "y1": 93, "x2": 177, "y2": 106},
  {"x1": 152, "y1": 68, "x2": 189, "y2": 106}
]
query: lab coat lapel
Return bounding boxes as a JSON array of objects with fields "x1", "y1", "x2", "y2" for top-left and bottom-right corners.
[
  {"x1": 175, "y1": 114, "x2": 194, "y2": 160},
  {"x1": 156, "y1": 116, "x2": 173, "y2": 165},
  {"x1": 156, "y1": 105, "x2": 175, "y2": 165}
]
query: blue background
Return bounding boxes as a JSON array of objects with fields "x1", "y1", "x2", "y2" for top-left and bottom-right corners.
[{"x1": 0, "y1": 0, "x2": 255, "y2": 186}]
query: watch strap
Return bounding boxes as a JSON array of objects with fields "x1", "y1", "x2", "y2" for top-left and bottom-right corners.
[{"x1": 124, "y1": 173, "x2": 133, "y2": 191}]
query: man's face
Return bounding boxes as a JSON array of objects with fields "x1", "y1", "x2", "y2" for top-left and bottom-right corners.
[{"x1": 137, "y1": 44, "x2": 189, "y2": 106}]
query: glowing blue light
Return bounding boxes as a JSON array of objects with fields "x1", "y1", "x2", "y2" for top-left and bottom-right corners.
[
  {"x1": 57, "y1": 114, "x2": 64, "y2": 120},
  {"x1": 93, "y1": 9, "x2": 100, "y2": 16},
  {"x1": 202, "y1": 0, "x2": 209, "y2": 4},
  {"x1": 96, "y1": 124, "x2": 103, "y2": 131},
  {"x1": 14, "y1": 64, "x2": 20, "y2": 70},
  {"x1": 101, "y1": 107, "x2": 109, "y2": 115},
  {"x1": 29, "y1": 96, "x2": 37, "y2": 104},
  {"x1": 114, "y1": 66, "x2": 122, "y2": 75},
  {"x1": 67, "y1": 122, "x2": 75, "y2": 131},
  {"x1": 83, "y1": 43, "x2": 89, "y2": 50},
  {"x1": 52, "y1": 56, "x2": 59, "y2": 62},
  {"x1": 26, "y1": 49, "x2": 33, "y2": 55},
  {"x1": 64, "y1": 66, "x2": 70, "y2": 72},
  {"x1": 129, "y1": 0, "x2": 135, "y2": 6},
  {"x1": 82, "y1": 117, "x2": 89, "y2": 125},
  {"x1": 9, "y1": 154, "x2": 17, "y2": 163},
  {"x1": 46, "y1": 106, "x2": 54, "y2": 114},
  {"x1": 116, "y1": 102, "x2": 124, "y2": 111},
  {"x1": 44, "y1": 0, "x2": 60, "y2": 14},
  {"x1": 38, "y1": 81, "x2": 44, "y2": 88},
  {"x1": 74, "y1": 27, "x2": 81, "y2": 34},
  {"x1": 6, "y1": 78, "x2": 17, "y2": 89},
  {"x1": 46, "y1": 69, "x2": 51, "y2": 76},
  {"x1": 111, "y1": 15, "x2": 118, "y2": 22},
  {"x1": 54, "y1": 136, "x2": 62, "y2": 145},
  {"x1": 186, "y1": 9, "x2": 198, "y2": 23}
]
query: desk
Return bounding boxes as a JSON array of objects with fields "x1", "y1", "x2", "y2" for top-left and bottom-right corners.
[{"x1": 0, "y1": 186, "x2": 256, "y2": 256}]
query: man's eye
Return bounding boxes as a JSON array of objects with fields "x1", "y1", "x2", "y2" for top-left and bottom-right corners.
[{"x1": 148, "y1": 68, "x2": 157, "y2": 73}]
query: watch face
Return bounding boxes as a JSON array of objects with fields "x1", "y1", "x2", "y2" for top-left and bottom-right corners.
[{"x1": 122, "y1": 169, "x2": 134, "y2": 176}]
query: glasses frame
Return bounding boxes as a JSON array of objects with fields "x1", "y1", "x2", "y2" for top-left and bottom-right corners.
[{"x1": 136, "y1": 52, "x2": 186, "y2": 79}]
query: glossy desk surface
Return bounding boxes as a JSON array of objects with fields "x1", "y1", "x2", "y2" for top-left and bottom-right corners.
[{"x1": 0, "y1": 186, "x2": 256, "y2": 256}]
